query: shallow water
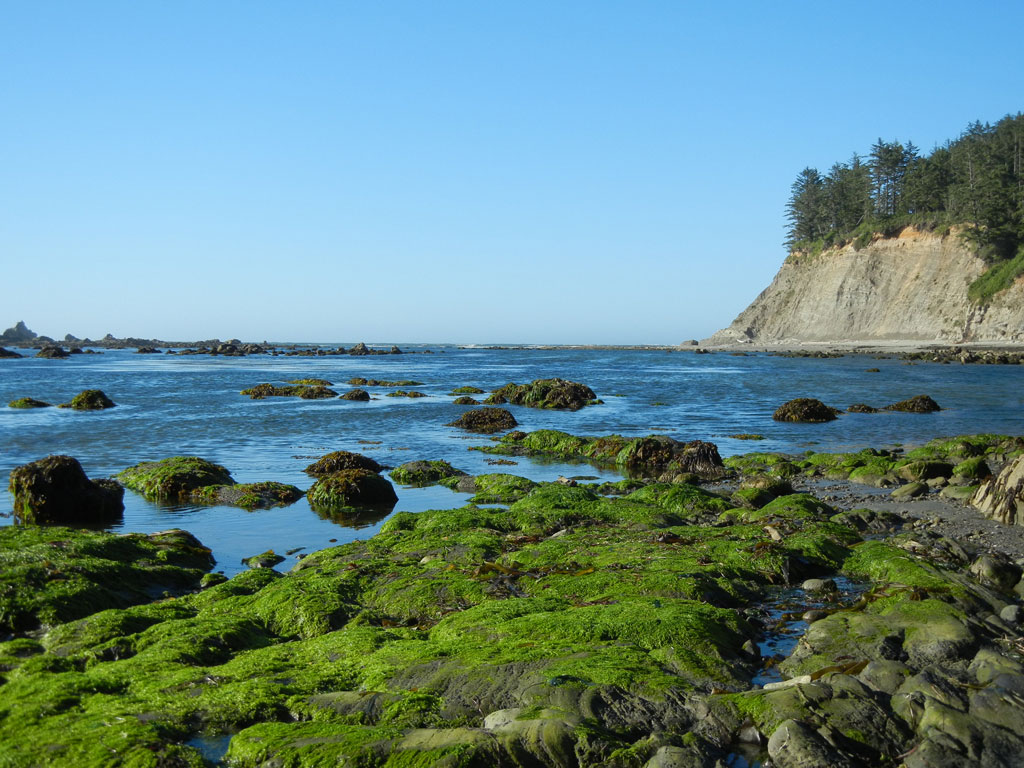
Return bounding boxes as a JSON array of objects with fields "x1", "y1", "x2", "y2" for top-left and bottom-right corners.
[{"x1": 2, "y1": 346, "x2": 1022, "y2": 574}]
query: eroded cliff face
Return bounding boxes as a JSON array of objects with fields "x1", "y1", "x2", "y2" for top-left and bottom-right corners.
[{"x1": 706, "y1": 228, "x2": 1024, "y2": 344}]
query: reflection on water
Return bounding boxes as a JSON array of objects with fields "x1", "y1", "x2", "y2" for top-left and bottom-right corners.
[{"x1": 3, "y1": 347, "x2": 1024, "y2": 572}]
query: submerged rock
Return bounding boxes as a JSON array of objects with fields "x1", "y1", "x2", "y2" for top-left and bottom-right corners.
[
  {"x1": 884, "y1": 394, "x2": 941, "y2": 413},
  {"x1": 772, "y1": 398, "x2": 841, "y2": 422},
  {"x1": 847, "y1": 403, "x2": 879, "y2": 413},
  {"x1": 9, "y1": 455, "x2": 124, "y2": 524},
  {"x1": 8, "y1": 397, "x2": 52, "y2": 409},
  {"x1": 0, "y1": 347, "x2": 23, "y2": 358},
  {"x1": 446, "y1": 407, "x2": 519, "y2": 434},
  {"x1": 57, "y1": 389, "x2": 116, "y2": 410}
]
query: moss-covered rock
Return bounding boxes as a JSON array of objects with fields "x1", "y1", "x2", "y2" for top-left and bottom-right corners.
[
  {"x1": 8, "y1": 397, "x2": 52, "y2": 409},
  {"x1": 488, "y1": 378, "x2": 599, "y2": 411},
  {"x1": 35, "y1": 345, "x2": 69, "y2": 359},
  {"x1": 117, "y1": 457, "x2": 234, "y2": 500},
  {"x1": 446, "y1": 407, "x2": 518, "y2": 434},
  {"x1": 391, "y1": 460, "x2": 467, "y2": 487},
  {"x1": 847, "y1": 403, "x2": 879, "y2": 413},
  {"x1": 9, "y1": 455, "x2": 124, "y2": 524},
  {"x1": 884, "y1": 394, "x2": 941, "y2": 413},
  {"x1": 287, "y1": 378, "x2": 332, "y2": 386},
  {"x1": 386, "y1": 390, "x2": 427, "y2": 398},
  {"x1": 196, "y1": 482, "x2": 305, "y2": 509},
  {"x1": 0, "y1": 526, "x2": 212, "y2": 635},
  {"x1": 57, "y1": 389, "x2": 116, "y2": 410},
  {"x1": 241, "y1": 383, "x2": 337, "y2": 399},
  {"x1": 304, "y1": 451, "x2": 383, "y2": 476},
  {"x1": 452, "y1": 395, "x2": 479, "y2": 405},
  {"x1": 772, "y1": 398, "x2": 840, "y2": 422},
  {"x1": 450, "y1": 386, "x2": 485, "y2": 395},
  {"x1": 307, "y1": 469, "x2": 398, "y2": 513},
  {"x1": 339, "y1": 388, "x2": 371, "y2": 401}
]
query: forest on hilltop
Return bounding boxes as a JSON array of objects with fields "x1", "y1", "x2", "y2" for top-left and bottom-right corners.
[{"x1": 785, "y1": 113, "x2": 1024, "y2": 300}]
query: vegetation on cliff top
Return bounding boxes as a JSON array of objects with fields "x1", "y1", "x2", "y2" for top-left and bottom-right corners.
[{"x1": 785, "y1": 112, "x2": 1024, "y2": 300}]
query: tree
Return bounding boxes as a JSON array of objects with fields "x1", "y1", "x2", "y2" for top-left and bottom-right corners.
[{"x1": 785, "y1": 167, "x2": 826, "y2": 247}]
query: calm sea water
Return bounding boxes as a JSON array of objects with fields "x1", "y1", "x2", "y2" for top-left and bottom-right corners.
[{"x1": 3, "y1": 346, "x2": 1023, "y2": 575}]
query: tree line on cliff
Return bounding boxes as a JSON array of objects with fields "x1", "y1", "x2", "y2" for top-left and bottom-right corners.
[{"x1": 785, "y1": 113, "x2": 1024, "y2": 268}]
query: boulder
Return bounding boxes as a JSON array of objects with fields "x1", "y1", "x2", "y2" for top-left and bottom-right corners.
[
  {"x1": 306, "y1": 469, "x2": 398, "y2": 512},
  {"x1": 349, "y1": 342, "x2": 370, "y2": 355},
  {"x1": 446, "y1": 407, "x2": 519, "y2": 434},
  {"x1": 488, "y1": 378, "x2": 599, "y2": 411},
  {"x1": 117, "y1": 457, "x2": 235, "y2": 500},
  {"x1": 391, "y1": 460, "x2": 467, "y2": 486},
  {"x1": 0, "y1": 347, "x2": 23, "y2": 358},
  {"x1": 972, "y1": 455, "x2": 1024, "y2": 525},
  {"x1": 340, "y1": 388, "x2": 371, "y2": 401},
  {"x1": 452, "y1": 396, "x2": 479, "y2": 405},
  {"x1": 304, "y1": 451, "x2": 383, "y2": 476},
  {"x1": 58, "y1": 389, "x2": 116, "y2": 410},
  {"x1": 9, "y1": 455, "x2": 124, "y2": 524},
  {"x1": 847, "y1": 403, "x2": 879, "y2": 413},
  {"x1": 884, "y1": 395, "x2": 941, "y2": 413},
  {"x1": 35, "y1": 346, "x2": 69, "y2": 359},
  {"x1": 772, "y1": 398, "x2": 840, "y2": 422}
]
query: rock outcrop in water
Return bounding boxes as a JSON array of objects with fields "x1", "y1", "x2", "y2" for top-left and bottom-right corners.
[
  {"x1": 706, "y1": 228, "x2": 1024, "y2": 344},
  {"x1": 8, "y1": 455, "x2": 124, "y2": 524}
]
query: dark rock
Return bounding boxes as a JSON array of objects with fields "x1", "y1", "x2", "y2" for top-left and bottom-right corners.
[
  {"x1": 304, "y1": 451, "x2": 383, "y2": 476},
  {"x1": 307, "y1": 469, "x2": 398, "y2": 512},
  {"x1": 9, "y1": 455, "x2": 124, "y2": 524},
  {"x1": 135, "y1": 346, "x2": 159, "y2": 354},
  {"x1": 773, "y1": 398, "x2": 841, "y2": 422},
  {"x1": 1, "y1": 321, "x2": 37, "y2": 343},
  {"x1": 847, "y1": 403, "x2": 879, "y2": 413},
  {"x1": 58, "y1": 389, "x2": 116, "y2": 410},
  {"x1": 340, "y1": 388, "x2": 371, "y2": 401},
  {"x1": 453, "y1": 396, "x2": 479, "y2": 405},
  {"x1": 488, "y1": 378, "x2": 599, "y2": 411},
  {"x1": 349, "y1": 342, "x2": 370, "y2": 356},
  {"x1": 446, "y1": 407, "x2": 519, "y2": 434},
  {"x1": 0, "y1": 347, "x2": 24, "y2": 358},
  {"x1": 35, "y1": 346, "x2": 69, "y2": 359},
  {"x1": 969, "y1": 554, "x2": 1022, "y2": 592},
  {"x1": 884, "y1": 395, "x2": 941, "y2": 413}
]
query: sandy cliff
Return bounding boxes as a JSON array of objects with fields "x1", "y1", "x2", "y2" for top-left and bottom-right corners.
[{"x1": 706, "y1": 228, "x2": 1024, "y2": 345}]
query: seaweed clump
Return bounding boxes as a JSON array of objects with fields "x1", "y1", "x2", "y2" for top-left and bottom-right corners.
[
  {"x1": 486, "y1": 378, "x2": 600, "y2": 410},
  {"x1": 57, "y1": 389, "x2": 116, "y2": 410}
]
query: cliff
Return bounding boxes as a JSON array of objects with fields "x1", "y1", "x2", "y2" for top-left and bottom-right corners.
[{"x1": 705, "y1": 228, "x2": 1024, "y2": 345}]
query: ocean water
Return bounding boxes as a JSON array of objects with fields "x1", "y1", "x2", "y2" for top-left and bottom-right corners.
[{"x1": 2, "y1": 345, "x2": 1023, "y2": 574}]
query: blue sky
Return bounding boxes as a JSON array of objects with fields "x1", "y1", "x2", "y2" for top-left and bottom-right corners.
[{"x1": 3, "y1": 1, "x2": 1022, "y2": 344}]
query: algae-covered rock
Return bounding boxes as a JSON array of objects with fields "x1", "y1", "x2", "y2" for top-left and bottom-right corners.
[
  {"x1": 847, "y1": 403, "x2": 880, "y2": 413},
  {"x1": 243, "y1": 550, "x2": 286, "y2": 569},
  {"x1": 884, "y1": 394, "x2": 941, "y2": 413},
  {"x1": 446, "y1": 407, "x2": 518, "y2": 433},
  {"x1": 57, "y1": 389, "x2": 116, "y2": 410},
  {"x1": 35, "y1": 345, "x2": 69, "y2": 359},
  {"x1": 339, "y1": 387, "x2": 371, "y2": 401},
  {"x1": 117, "y1": 456, "x2": 234, "y2": 500},
  {"x1": 304, "y1": 450, "x2": 383, "y2": 476},
  {"x1": 390, "y1": 460, "x2": 466, "y2": 486},
  {"x1": 772, "y1": 398, "x2": 840, "y2": 422},
  {"x1": 488, "y1": 378, "x2": 599, "y2": 411},
  {"x1": 452, "y1": 395, "x2": 479, "y2": 405},
  {"x1": 9, "y1": 455, "x2": 124, "y2": 524},
  {"x1": 0, "y1": 526, "x2": 212, "y2": 634},
  {"x1": 198, "y1": 481, "x2": 305, "y2": 509},
  {"x1": 450, "y1": 385, "x2": 485, "y2": 395},
  {"x1": 307, "y1": 469, "x2": 398, "y2": 512},
  {"x1": 0, "y1": 346, "x2": 24, "y2": 358},
  {"x1": 241, "y1": 382, "x2": 337, "y2": 399},
  {"x1": 8, "y1": 397, "x2": 52, "y2": 408}
]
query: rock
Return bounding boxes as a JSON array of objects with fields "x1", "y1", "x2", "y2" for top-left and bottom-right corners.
[
  {"x1": 306, "y1": 469, "x2": 398, "y2": 512},
  {"x1": 200, "y1": 572, "x2": 228, "y2": 588},
  {"x1": 884, "y1": 394, "x2": 941, "y2": 413},
  {"x1": 339, "y1": 388, "x2": 371, "y2": 401},
  {"x1": 349, "y1": 342, "x2": 370, "y2": 355},
  {"x1": 890, "y1": 481, "x2": 928, "y2": 499},
  {"x1": 390, "y1": 460, "x2": 466, "y2": 486},
  {"x1": 1, "y1": 320, "x2": 37, "y2": 342},
  {"x1": 487, "y1": 378, "x2": 599, "y2": 411},
  {"x1": 452, "y1": 396, "x2": 479, "y2": 405},
  {"x1": 117, "y1": 456, "x2": 235, "y2": 500},
  {"x1": 58, "y1": 389, "x2": 116, "y2": 410},
  {"x1": 446, "y1": 407, "x2": 518, "y2": 434},
  {"x1": 767, "y1": 719, "x2": 857, "y2": 768},
  {"x1": 204, "y1": 482, "x2": 304, "y2": 509},
  {"x1": 952, "y1": 456, "x2": 991, "y2": 481},
  {"x1": 896, "y1": 460, "x2": 954, "y2": 482},
  {"x1": 969, "y1": 554, "x2": 1022, "y2": 592},
  {"x1": 35, "y1": 345, "x2": 69, "y2": 359},
  {"x1": 9, "y1": 455, "x2": 124, "y2": 524},
  {"x1": 772, "y1": 398, "x2": 840, "y2": 422},
  {"x1": 847, "y1": 403, "x2": 879, "y2": 413},
  {"x1": 858, "y1": 660, "x2": 912, "y2": 695},
  {"x1": 451, "y1": 386, "x2": 485, "y2": 395},
  {"x1": 0, "y1": 347, "x2": 24, "y2": 358},
  {"x1": 999, "y1": 604, "x2": 1022, "y2": 625},
  {"x1": 304, "y1": 451, "x2": 383, "y2": 476},
  {"x1": 8, "y1": 397, "x2": 52, "y2": 408},
  {"x1": 243, "y1": 551, "x2": 285, "y2": 569},
  {"x1": 972, "y1": 454, "x2": 1024, "y2": 525},
  {"x1": 801, "y1": 578, "x2": 837, "y2": 593}
]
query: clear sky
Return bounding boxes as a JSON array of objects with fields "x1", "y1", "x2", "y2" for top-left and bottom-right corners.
[{"x1": 2, "y1": 1, "x2": 1022, "y2": 344}]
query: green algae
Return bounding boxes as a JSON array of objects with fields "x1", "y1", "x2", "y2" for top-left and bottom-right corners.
[
  {"x1": 488, "y1": 378, "x2": 598, "y2": 411},
  {"x1": 450, "y1": 386, "x2": 484, "y2": 395},
  {"x1": 117, "y1": 456, "x2": 234, "y2": 500},
  {"x1": 390, "y1": 460, "x2": 465, "y2": 487},
  {"x1": 57, "y1": 389, "x2": 116, "y2": 410},
  {"x1": 306, "y1": 470, "x2": 398, "y2": 513},
  {"x1": 0, "y1": 526, "x2": 212, "y2": 636},
  {"x1": 8, "y1": 397, "x2": 52, "y2": 408}
]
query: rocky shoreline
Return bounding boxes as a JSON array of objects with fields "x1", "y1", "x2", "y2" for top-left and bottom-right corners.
[{"x1": 3, "y1": 429, "x2": 1024, "y2": 767}]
